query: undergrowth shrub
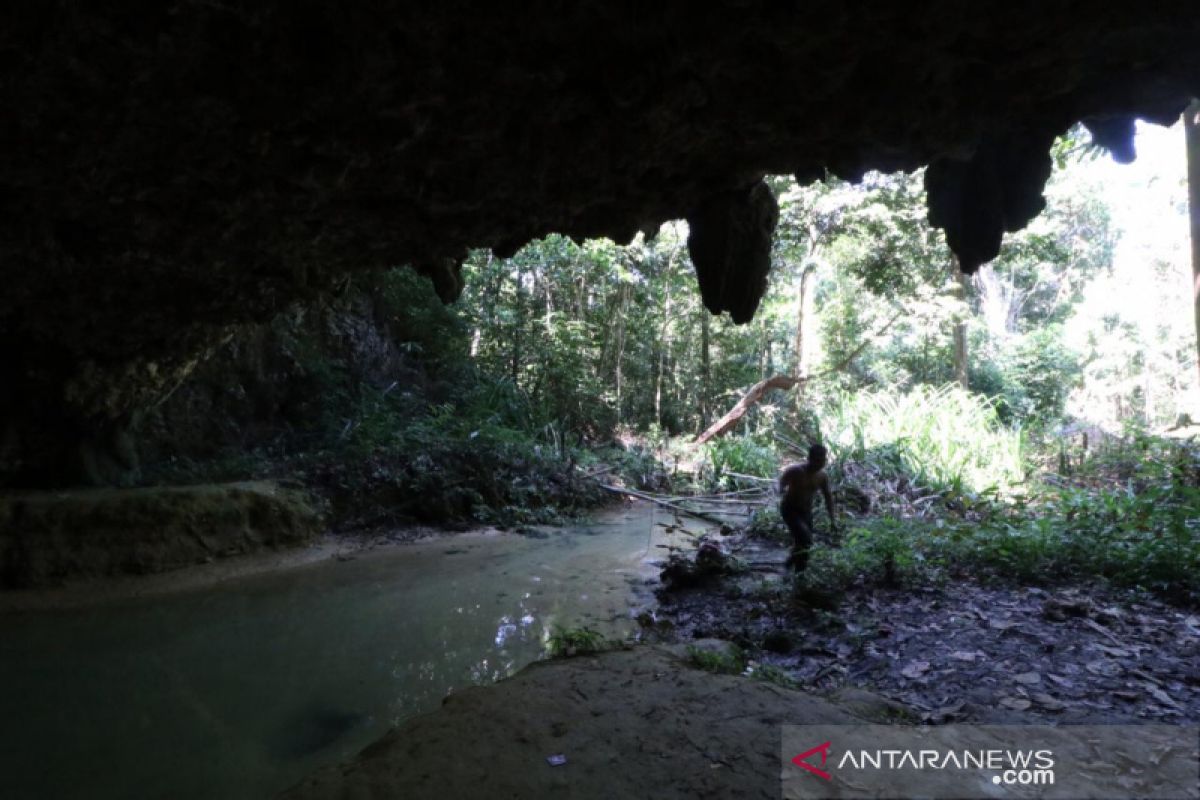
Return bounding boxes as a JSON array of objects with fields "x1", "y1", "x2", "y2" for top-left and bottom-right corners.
[
  {"x1": 793, "y1": 428, "x2": 1200, "y2": 605},
  {"x1": 943, "y1": 479, "x2": 1200, "y2": 603},
  {"x1": 801, "y1": 478, "x2": 1200, "y2": 605},
  {"x1": 703, "y1": 435, "x2": 776, "y2": 489},
  {"x1": 801, "y1": 517, "x2": 926, "y2": 594},
  {"x1": 746, "y1": 507, "x2": 789, "y2": 543},
  {"x1": 686, "y1": 643, "x2": 746, "y2": 674},
  {"x1": 821, "y1": 385, "x2": 1025, "y2": 495},
  {"x1": 546, "y1": 625, "x2": 611, "y2": 657}
]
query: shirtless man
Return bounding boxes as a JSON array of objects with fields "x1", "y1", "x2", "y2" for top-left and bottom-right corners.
[{"x1": 778, "y1": 444, "x2": 836, "y2": 572}]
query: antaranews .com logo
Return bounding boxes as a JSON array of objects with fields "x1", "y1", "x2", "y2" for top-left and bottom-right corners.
[
  {"x1": 792, "y1": 739, "x2": 1055, "y2": 786},
  {"x1": 781, "y1": 724, "x2": 1198, "y2": 799}
]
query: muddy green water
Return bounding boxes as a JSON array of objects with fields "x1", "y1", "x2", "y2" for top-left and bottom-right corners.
[{"x1": 0, "y1": 505, "x2": 709, "y2": 800}]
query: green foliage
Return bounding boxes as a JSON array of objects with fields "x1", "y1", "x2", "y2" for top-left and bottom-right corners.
[
  {"x1": 746, "y1": 506, "x2": 789, "y2": 543},
  {"x1": 546, "y1": 625, "x2": 610, "y2": 658},
  {"x1": 368, "y1": 138, "x2": 1126, "y2": 453},
  {"x1": 799, "y1": 517, "x2": 925, "y2": 595},
  {"x1": 820, "y1": 385, "x2": 1025, "y2": 494},
  {"x1": 935, "y1": 486, "x2": 1200, "y2": 603},
  {"x1": 149, "y1": 122, "x2": 1188, "y2": 581},
  {"x1": 686, "y1": 643, "x2": 747, "y2": 674},
  {"x1": 939, "y1": 437, "x2": 1200, "y2": 602},
  {"x1": 598, "y1": 441, "x2": 670, "y2": 492},
  {"x1": 796, "y1": 436, "x2": 1200, "y2": 604},
  {"x1": 748, "y1": 663, "x2": 797, "y2": 688},
  {"x1": 847, "y1": 518, "x2": 918, "y2": 583},
  {"x1": 703, "y1": 435, "x2": 777, "y2": 488},
  {"x1": 766, "y1": 147, "x2": 1117, "y2": 436},
  {"x1": 315, "y1": 409, "x2": 606, "y2": 528},
  {"x1": 375, "y1": 267, "x2": 470, "y2": 364},
  {"x1": 969, "y1": 327, "x2": 1081, "y2": 427}
]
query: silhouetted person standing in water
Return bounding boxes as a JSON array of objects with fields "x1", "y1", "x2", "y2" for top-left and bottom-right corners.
[{"x1": 778, "y1": 444, "x2": 835, "y2": 572}]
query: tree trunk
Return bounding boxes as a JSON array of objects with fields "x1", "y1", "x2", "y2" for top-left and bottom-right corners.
[
  {"x1": 479, "y1": 252, "x2": 498, "y2": 361},
  {"x1": 950, "y1": 257, "x2": 969, "y2": 389},
  {"x1": 655, "y1": 248, "x2": 680, "y2": 427},
  {"x1": 486, "y1": 253, "x2": 500, "y2": 326},
  {"x1": 654, "y1": 319, "x2": 666, "y2": 426},
  {"x1": 614, "y1": 283, "x2": 628, "y2": 425},
  {"x1": 699, "y1": 311, "x2": 711, "y2": 428},
  {"x1": 794, "y1": 264, "x2": 817, "y2": 378},
  {"x1": 1185, "y1": 99, "x2": 1200, "y2": 387},
  {"x1": 511, "y1": 267, "x2": 524, "y2": 385},
  {"x1": 542, "y1": 272, "x2": 554, "y2": 335}
]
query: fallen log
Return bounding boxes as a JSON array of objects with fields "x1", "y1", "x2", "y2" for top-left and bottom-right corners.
[
  {"x1": 695, "y1": 375, "x2": 800, "y2": 444},
  {"x1": 656, "y1": 488, "x2": 770, "y2": 505},
  {"x1": 678, "y1": 496, "x2": 769, "y2": 506},
  {"x1": 598, "y1": 484, "x2": 729, "y2": 525},
  {"x1": 579, "y1": 465, "x2": 616, "y2": 478},
  {"x1": 774, "y1": 432, "x2": 807, "y2": 455},
  {"x1": 723, "y1": 471, "x2": 775, "y2": 484}
]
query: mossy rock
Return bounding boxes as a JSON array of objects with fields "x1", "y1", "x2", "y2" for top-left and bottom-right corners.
[{"x1": 0, "y1": 481, "x2": 321, "y2": 588}]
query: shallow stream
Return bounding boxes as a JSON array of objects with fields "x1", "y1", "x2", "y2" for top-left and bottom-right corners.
[{"x1": 0, "y1": 503, "x2": 709, "y2": 799}]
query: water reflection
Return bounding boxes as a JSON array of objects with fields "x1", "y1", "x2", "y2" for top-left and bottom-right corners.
[{"x1": 0, "y1": 506, "x2": 711, "y2": 800}]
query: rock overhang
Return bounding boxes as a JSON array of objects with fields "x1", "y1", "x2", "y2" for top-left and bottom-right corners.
[{"x1": 1, "y1": 1, "x2": 1198, "y2": 483}]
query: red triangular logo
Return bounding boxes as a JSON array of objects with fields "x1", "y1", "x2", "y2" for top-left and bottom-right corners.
[{"x1": 792, "y1": 741, "x2": 833, "y2": 780}]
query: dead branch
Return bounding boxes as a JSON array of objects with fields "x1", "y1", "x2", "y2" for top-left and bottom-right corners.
[
  {"x1": 598, "y1": 484, "x2": 728, "y2": 525},
  {"x1": 722, "y1": 471, "x2": 775, "y2": 484},
  {"x1": 694, "y1": 309, "x2": 903, "y2": 444},
  {"x1": 695, "y1": 375, "x2": 801, "y2": 444}
]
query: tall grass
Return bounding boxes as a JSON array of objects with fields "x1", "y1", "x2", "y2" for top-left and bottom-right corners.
[{"x1": 821, "y1": 385, "x2": 1024, "y2": 494}]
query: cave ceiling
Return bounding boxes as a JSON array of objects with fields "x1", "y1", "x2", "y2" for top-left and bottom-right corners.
[{"x1": 1, "y1": 1, "x2": 1199, "y2": 438}]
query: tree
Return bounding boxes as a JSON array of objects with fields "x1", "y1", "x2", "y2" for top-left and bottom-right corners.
[
  {"x1": 1185, "y1": 99, "x2": 1200, "y2": 385},
  {"x1": 794, "y1": 262, "x2": 818, "y2": 378},
  {"x1": 950, "y1": 256, "x2": 970, "y2": 389}
]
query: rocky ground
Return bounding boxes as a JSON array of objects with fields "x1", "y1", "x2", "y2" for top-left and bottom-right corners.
[
  {"x1": 653, "y1": 534, "x2": 1200, "y2": 725},
  {"x1": 280, "y1": 644, "x2": 902, "y2": 800}
]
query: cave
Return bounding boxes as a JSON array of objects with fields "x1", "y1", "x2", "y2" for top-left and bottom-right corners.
[{"x1": 3, "y1": 4, "x2": 1200, "y2": 798}]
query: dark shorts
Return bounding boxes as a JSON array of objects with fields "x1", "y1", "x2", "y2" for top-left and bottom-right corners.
[{"x1": 779, "y1": 501, "x2": 814, "y2": 571}]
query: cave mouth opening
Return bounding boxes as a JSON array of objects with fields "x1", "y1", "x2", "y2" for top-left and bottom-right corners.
[
  {"x1": 2, "y1": 3, "x2": 1199, "y2": 495},
  {"x1": 4, "y1": 8, "x2": 1200, "y2": 799}
]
